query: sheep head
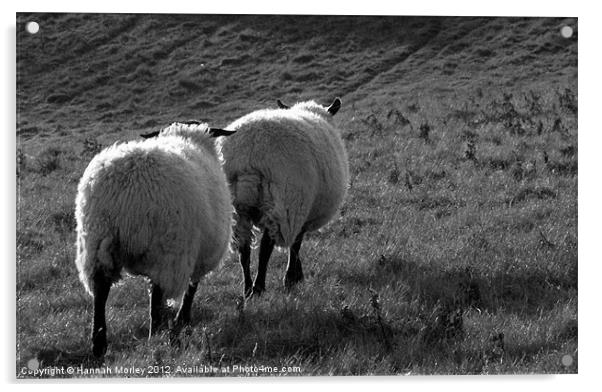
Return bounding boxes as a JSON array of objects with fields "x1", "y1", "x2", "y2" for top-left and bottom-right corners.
[
  {"x1": 277, "y1": 97, "x2": 341, "y2": 115},
  {"x1": 208, "y1": 128, "x2": 236, "y2": 138},
  {"x1": 283, "y1": 97, "x2": 342, "y2": 118},
  {"x1": 140, "y1": 123, "x2": 236, "y2": 139},
  {"x1": 140, "y1": 130, "x2": 160, "y2": 139}
]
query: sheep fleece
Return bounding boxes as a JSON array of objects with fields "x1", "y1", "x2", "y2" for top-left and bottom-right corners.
[
  {"x1": 221, "y1": 103, "x2": 349, "y2": 247},
  {"x1": 75, "y1": 135, "x2": 232, "y2": 299}
]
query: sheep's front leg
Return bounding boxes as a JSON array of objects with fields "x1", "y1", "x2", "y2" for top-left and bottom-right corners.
[
  {"x1": 284, "y1": 231, "x2": 305, "y2": 289},
  {"x1": 239, "y1": 243, "x2": 253, "y2": 297},
  {"x1": 92, "y1": 273, "x2": 111, "y2": 358},
  {"x1": 149, "y1": 283, "x2": 165, "y2": 337},
  {"x1": 251, "y1": 229, "x2": 275, "y2": 297},
  {"x1": 175, "y1": 281, "x2": 198, "y2": 326}
]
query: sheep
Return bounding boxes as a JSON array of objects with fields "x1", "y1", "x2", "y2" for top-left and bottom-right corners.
[
  {"x1": 74, "y1": 122, "x2": 236, "y2": 357},
  {"x1": 218, "y1": 97, "x2": 349, "y2": 298}
]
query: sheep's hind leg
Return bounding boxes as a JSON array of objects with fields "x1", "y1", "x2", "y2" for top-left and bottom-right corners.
[
  {"x1": 284, "y1": 231, "x2": 305, "y2": 290},
  {"x1": 236, "y1": 214, "x2": 254, "y2": 297},
  {"x1": 239, "y1": 243, "x2": 253, "y2": 297},
  {"x1": 92, "y1": 273, "x2": 111, "y2": 358},
  {"x1": 175, "y1": 281, "x2": 198, "y2": 326},
  {"x1": 170, "y1": 281, "x2": 199, "y2": 347},
  {"x1": 250, "y1": 229, "x2": 275, "y2": 297},
  {"x1": 149, "y1": 283, "x2": 166, "y2": 337}
]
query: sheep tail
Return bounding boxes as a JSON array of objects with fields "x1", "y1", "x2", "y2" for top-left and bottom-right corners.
[
  {"x1": 232, "y1": 210, "x2": 255, "y2": 250},
  {"x1": 76, "y1": 233, "x2": 121, "y2": 296},
  {"x1": 229, "y1": 173, "x2": 262, "y2": 250}
]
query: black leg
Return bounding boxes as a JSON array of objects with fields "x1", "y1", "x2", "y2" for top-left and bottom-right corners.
[
  {"x1": 175, "y1": 281, "x2": 198, "y2": 327},
  {"x1": 92, "y1": 273, "x2": 111, "y2": 358},
  {"x1": 149, "y1": 283, "x2": 165, "y2": 337},
  {"x1": 251, "y1": 229, "x2": 275, "y2": 297},
  {"x1": 284, "y1": 231, "x2": 305, "y2": 289},
  {"x1": 239, "y1": 243, "x2": 253, "y2": 297}
]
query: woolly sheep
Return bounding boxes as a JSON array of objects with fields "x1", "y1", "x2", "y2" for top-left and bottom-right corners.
[
  {"x1": 74, "y1": 122, "x2": 236, "y2": 357},
  {"x1": 219, "y1": 97, "x2": 349, "y2": 298}
]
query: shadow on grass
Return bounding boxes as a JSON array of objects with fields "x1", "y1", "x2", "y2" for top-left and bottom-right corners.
[
  {"x1": 20, "y1": 254, "x2": 576, "y2": 374},
  {"x1": 336, "y1": 255, "x2": 576, "y2": 316},
  {"x1": 208, "y1": 289, "x2": 576, "y2": 374}
]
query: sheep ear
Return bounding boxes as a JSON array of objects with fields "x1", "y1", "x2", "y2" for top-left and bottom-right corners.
[
  {"x1": 140, "y1": 131, "x2": 160, "y2": 139},
  {"x1": 208, "y1": 128, "x2": 236, "y2": 138},
  {"x1": 327, "y1": 97, "x2": 342, "y2": 116},
  {"x1": 179, "y1": 120, "x2": 203, "y2": 125},
  {"x1": 277, "y1": 99, "x2": 290, "y2": 109}
]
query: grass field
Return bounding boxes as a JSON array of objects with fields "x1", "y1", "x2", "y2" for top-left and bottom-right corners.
[{"x1": 16, "y1": 14, "x2": 577, "y2": 376}]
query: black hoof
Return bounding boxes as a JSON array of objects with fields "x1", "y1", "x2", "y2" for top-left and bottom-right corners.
[
  {"x1": 92, "y1": 343, "x2": 106, "y2": 358},
  {"x1": 174, "y1": 311, "x2": 191, "y2": 327},
  {"x1": 92, "y1": 330, "x2": 107, "y2": 358},
  {"x1": 169, "y1": 328, "x2": 182, "y2": 348},
  {"x1": 149, "y1": 325, "x2": 160, "y2": 337},
  {"x1": 284, "y1": 273, "x2": 304, "y2": 290},
  {"x1": 150, "y1": 319, "x2": 169, "y2": 338},
  {"x1": 246, "y1": 285, "x2": 265, "y2": 300}
]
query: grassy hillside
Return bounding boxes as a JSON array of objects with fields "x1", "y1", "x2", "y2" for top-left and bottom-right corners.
[{"x1": 16, "y1": 13, "x2": 577, "y2": 376}]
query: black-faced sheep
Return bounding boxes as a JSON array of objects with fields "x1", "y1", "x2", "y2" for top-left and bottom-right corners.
[
  {"x1": 74, "y1": 122, "x2": 235, "y2": 357},
  {"x1": 218, "y1": 98, "x2": 349, "y2": 298}
]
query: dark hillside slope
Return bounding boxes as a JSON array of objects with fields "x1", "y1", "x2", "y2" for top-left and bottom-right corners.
[{"x1": 17, "y1": 14, "x2": 576, "y2": 139}]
